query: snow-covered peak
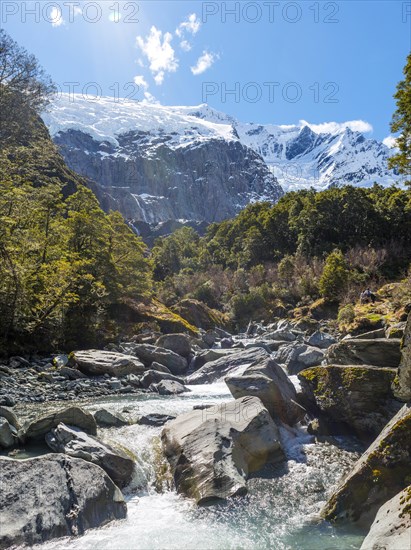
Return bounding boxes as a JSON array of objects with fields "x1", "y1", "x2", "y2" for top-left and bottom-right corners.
[{"x1": 43, "y1": 94, "x2": 237, "y2": 149}]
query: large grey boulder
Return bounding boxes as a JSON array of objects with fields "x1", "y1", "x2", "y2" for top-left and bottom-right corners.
[
  {"x1": 0, "y1": 454, "x2": 126, "y2": 549},
  {"x1": 93, "y1": 409, "x2": 129, "y2": 428},
  {"x1": 321, "y1": 404, "x2": 411, "y2": 528},
  {"x1": 187, "y1": 347, "x2": 269, "y2": 384},
  {"x1": 22, "y1": 406, "x2": 97, "y2": 441},
  {"x1": 0, "y1": 405, "x2": 21, "y2": 430},
  {"x1": 45, "y1": 423, "x2": 135, "y2": 488},
  {"x1": 0, "y1": 418, "x2": 14, "y2": 448},
  {"x1": 393, "y1": 312, "x2": 411, "y2": 402},
  {"x1": 326, "y1": 339, "x2": 401, "y2": 368},
  {"x1": 306, "y1": 331, "x2": 337, "y2": 349},
  {"x1": 155, "y1": 334, "x2": 192, "y2": 358},
  {"x1": 225, "y1": 357, "x2": 305, "y2": 426},
  {"x1": 73, "y1": 350, "x2": 145, "y2": 376},
  {"x1": 298, "y1": 365, "x2": 400, "y2": 440},
  {"x1": 360, "y1": 487, "x2": 411, "y2": 550},
  {"x1": 132, "y1": 343, "x2": 188, "y2": 375},
  {"x1": 275, "y1": 343, "x2": 324, "y2": 375},
  {"x1": 161, "y1": 396, "x2": 284, "y2": 504},
  {"x1": 263, "y1": 329, "x2": 296, "y2": 342},
  {"x1": 140, "y1": 369, "x2": 185, "y2": 389},
  {"x1": 188, "y1": 348, "x2": 237, "y2": 373},
  {"x1": 151, "y1": 380, "x2": 188, "y2": 395}
]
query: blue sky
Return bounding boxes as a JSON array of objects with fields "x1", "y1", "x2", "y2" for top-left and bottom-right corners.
[{"x1": 2, "y1": 0, "x2": 410, "y2": 140}]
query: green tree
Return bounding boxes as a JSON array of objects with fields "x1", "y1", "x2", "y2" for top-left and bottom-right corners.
[
  {"x1": 319, "y1": 249, "x2": 350, "y2": 301},
  {"x1": 388, "y1": 53, "x2": 411, "y2": 181}
]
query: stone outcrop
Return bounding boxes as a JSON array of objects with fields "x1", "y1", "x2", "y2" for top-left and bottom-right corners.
[
  {"x1": 275, "y1": 343, "x2": 324, "y2": 375},
  {"x1": 155, "y1": 334, "x2": 192, "y2": 358},
  {"x1": 298, "y1": 366, "x2": 400, "y2": 439},
  {"x1": 0, "y1": 454, "x2": 126, "y2": 549},
  {"x1": 22, "y1": 406, "x2": 97, "y2": 441},
  {"x1": 321, "y1": 404, "x2": 411, "y2": 528},
  {"x1": 132, "y1": 344, "x2": 188, "y2": 375},
  {"x1": 360, "y1": 486, "x2": 411, "y2": 550},
  {"x1": 73, "y1": 350, "x2": 146, "y2": 376},
  {"x1": 161, "y1": 396, "x2": 284, "y2": 504},
  {"x1": 326, "y1": 339, "x2": 401, "y2": 368},
  {"x1": 45, "y1": 423, "x2": 135, "y2": 488},
  {"x1": 392, "y1": 312, "x2": 411, "y2": 402},
  {"x1": 93, "y1": 409, "x2": 129, "y2": 427}
]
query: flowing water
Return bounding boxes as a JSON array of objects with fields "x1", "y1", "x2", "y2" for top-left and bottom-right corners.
[{"x1": 32, "y1": 382, "x2": 367, "y2": 550}]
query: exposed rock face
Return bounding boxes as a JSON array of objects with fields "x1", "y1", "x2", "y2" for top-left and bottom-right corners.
[
  {"x1": 187, "y1": 347, "x2": 270, "y2": 385},
  {"x1": 45, "y1": 423, "x2": 135, "y2": 488},
  {"x1": 161, "y1": 396, "x2": 284, "y2": 504},
  {"x1": 73, "y1": 350, "x2": 145, "y2": 376},
  {"x1": 0, "y1": 454, "x2": 126, "y2": 549},
  {"x1": 22, "y1": 406, "x2": 97, "y2": 441},
  {"x1": 140, "y1": 369, "x2": 185, "y2": 389},
  {"x1": 321, "y1": 404, "x2": 411, "y2": 528},
  {"x1": 155, "y1": 334, "x2": 192, "y2": 358},
  {"x1": 0, "y1": 418, "x2": 14, "y2": 448},
  {"x1": 393, "y1": 312, "x2": 411, "y2": 402},
  {"x1": 93, "y1": 409, "x2": 129, "y2": 427},
  {"x1": 360, "y1": 486, "x2": 411, "y2": 550},
  {"x1": 131, "y1": 343, "x2": 188, "y2": 375},
  {"x1": 326, "y1": 339, "x2": 401, "y2": 368},
  {"x1": 275, "y1": 343, "x2": 324, "y2": 375},
  {"x1": 172, "y1": 299, "x2": 228, "y2": 331},
  {"x1": 225, "y1": 357, "x2": 305, "y2": 425},
  {"x1": 298, "y1": 366, "x2": 400, "y2": 439},
  {"x1": 306, "y1": 331, "x2": 337, "y2": 349}
]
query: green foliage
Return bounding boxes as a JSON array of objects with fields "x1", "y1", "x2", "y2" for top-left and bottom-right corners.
[
  {"x1": 319, "y1": 250, "x2": 350, "y2": 300},
  {"x1": 337, "y1": 304, "x2": 356, "y2": 327},
  {"x1": 389, "y1": 53, "x2": 411, "y2": 181}
]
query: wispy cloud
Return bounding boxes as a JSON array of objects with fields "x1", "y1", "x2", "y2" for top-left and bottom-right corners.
[
  {"x1": 299, "y1": 119, "x2": 373, "y2": 134},
  {"x1": 50, "y1": 6, "x2": 64, "y2": 27},
  {"x1": 176, "y1": 13, "x2": 201, "y2": 37},
  {"x1": 382, "y1": 135, "x2": 398, "y2": 148},
  {"x1": 136, "y1": 26, "x2": 178, "y2": 85},
  {"x1": 133, "y1": 75, "x2": 158, "y2": 104},
  {"x1": 180, "y1": 40, "x2": 192, "y2": 52},
  {"x1": 191, "y1": 51, "x2": 218, "y2": 75}
]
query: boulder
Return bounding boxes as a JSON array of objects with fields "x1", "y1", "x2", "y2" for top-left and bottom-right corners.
[
  {"x1": 298, "y1": 366, "x2": 400, "y2": 440},
  {"x1": 172, "y1": 299, "x2": 227, "y2": 331},
  {"x1": 73, "y1": 350, "x2": 145, "y2": 376},
  {"x1": 138, "y1": 413, "x2": 176, "y2": 427},
  {"x1": 263, "y1": 329, "x2": 296, "y2": 342},
  {"x1": 385, "y1": 322, "x2": 406, "y2": 339},
  {"x1": 155, "y1": 334, "x2": 192, "y2": 358},
  {"x1": 150, "y1": 362, "x2": 172, "y2": 374},
  {"x1": 22, "y1": 406, "x2": 97, "y2": 441},
  {"x1": 0, "y1": 454, "x2": 126, "y2": 548},
  {"x1": 0, "y1": 405, "x2": 21, "y2": 430},
  {"x1": 151, "y1": 380, "x2": 188, "y2": 395},
  {"x1": 348, "y1": 328, "x2": 386, "y2": 340},
  {"x1": 187, "y1": 347, "x2": 269, "y2": 385},
  {"x1": 306, "y1": 331, "x2": 337, "y2": 349},
  {"x1": 161, "y1": 396, "x2": 285, "y2": 504},
  {"x1": 392, "y1": 312, "x2": 411, "y2": 402},
  {"x1": 188, "y1": 348, "x2": 237, "y2": 373},
  {"x1": 360, "y1": 487, "x2": 411, "y2": 550},
  {"x1": 132, "y1": 344, "x2": 188, "y2": 375},
  {"x1": 326, "y1": 339, "x2": 401, "y2": 368},
  {"x1": 93, "y1": 409, "x2": 129, "y2": 427},
  {"x1": 60, "y1": 366, "x2": 86, "y2": 380},
  {"x1": 0, "y1": 418, "x2": 14, "y2": 448},
  {"x1": 275, "y1": 343, "x2": 324, "y2": 375},
  {"x1": 45, "y1": 423, "x2": 135, "y2": 488},
  {"x1": 140, "y1": 369, "x2": 185, "y2": 389},
  {"x1": 225, "y1": 357, "x2": 305, "y2": 425},
  {"x1": 321, "y1": 403, "x2": 411, "y2": 528}
]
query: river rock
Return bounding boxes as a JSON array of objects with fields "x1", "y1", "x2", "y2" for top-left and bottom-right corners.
[
  {"x1": 0, "y1": 454, "x2": 126, "y2": 548},
  {"x1": 188, "y1": 348, "x2": 237, "y2": 373},
  {"x1": 150, "y1": 362, "x2": 172, "y2": 374},
  {"x1": 306, "y1": 331, "x2": 337, "y2": 349},
  {"x1": 73, "y1": 350, "x2": 146, "y2": 377},
  {"x1": 140, "y1": 369, "x2": 185, "y2": 389},
  {"x1": 275, "y1": 343, "x2": 324, "y2": 375},
  {"x1": 60, "y1": 366, "x2": 87, "y2": 380},
  {"x1": 0, "y1": 405, "x2": 21, "y2": 430},
  {"x1": 22, "y1": 406, "x2": 97, "y2": 441},
  {"x1": 93, "y1": 409, "x2": 129, "y2": 427},
  {"x1": 45, "y1": 423, "x2": 135, "y2": 488},
  {"x1": 360, "y1": 486, "x2": 411, "y2": 550},
  {"x1": 326, "y1": 339, "x2": 401, "y2": 368},
  {"x1": 161, "y1": 396, "x2": 285, "y2": 504},
  {"x1": 155, "y1": 334, "x2": 192, "y2": 358},
  {"x1": 151, "y1": 380, "x2": 188, "y2": 395},
  {"x1": 225, "y1": 357, "x2": 305, "y2": 425},
  {"x1": 298, "y1": 365, "x2": 400, "y2": 439},
  {"x1": 263, "y1": 329, "x2": 296, "y2": 342},
  {"x1": 0, "y1": 418, "x2": 14, "y2": 448},
  {"x1": 392, "y1": 312, "x2": 411, "y2": 402},
  {"x1": 321, "y1": 403, "x2": 411, "y2": 528},
  {"x1": 187, "y1": 347, "x2": 269, "y2": 384},
  {"x1": 138, "y1": 413, "x2": 176, "y2": 426},
  {"x1": 132, "y1": 344, "x2": 188, "y2": 375}
]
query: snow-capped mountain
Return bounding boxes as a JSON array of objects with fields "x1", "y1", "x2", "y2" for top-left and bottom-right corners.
[{"x1": 43, "y1": 94, "x2": 401, "y2": 226}]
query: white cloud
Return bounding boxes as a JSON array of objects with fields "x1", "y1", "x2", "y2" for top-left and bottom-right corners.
[
  {"x1": 382, "y1": 135, "x2": 398, "y2": 148},
  {"x1": 299, "y1": 119, "x2": 373, "y2": 135},
  {"x1": 142, "y1": 91, "x2": 159, "y2": 104},
  {"x1": 136, "y1": 26, "x2": 178, "y2": 85},
  {"x1": 176, "y1": 13, "x2": 201, "y2": 37},
  {"x1": 50, "y1": 6, "x2": 64, "y2": 27},
  {"x1": 180, "y1": 40, "x2": 192, "y2": 52},
  {"x1": 133, "y1": 75, "x2": 149, "y2": 90},
  {"x1": 191, "y1": 51, "x2": 218, "y2": 75}
]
